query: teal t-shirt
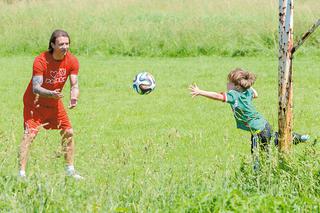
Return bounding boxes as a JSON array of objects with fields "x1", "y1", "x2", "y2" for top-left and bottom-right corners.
[{"x1": 226, "y1": 88, "x2": 267, "y2": 133}]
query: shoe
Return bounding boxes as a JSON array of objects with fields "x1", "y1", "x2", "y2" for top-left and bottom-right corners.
[
  {"x1": 293, "y1": 133, "x2": 310, "y2": 145},
  {"x1": 66, "y1": 170, "x2": 84, "y2": 180},
  {"x1": 71, "y1": 172, "x2": 84, "y2": 180},
  {"x1": 300, "y1": 134, "x2": 310, "y2": 142}
]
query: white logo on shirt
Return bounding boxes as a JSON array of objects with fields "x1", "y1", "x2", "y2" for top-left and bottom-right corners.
[{"x1": 45, "y1": 68, "x2": 67, "y2": 84}]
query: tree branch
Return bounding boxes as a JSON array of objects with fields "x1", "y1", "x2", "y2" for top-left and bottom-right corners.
[{"x1": 291, "y1": 19, "x2": 320, "y2": 54}]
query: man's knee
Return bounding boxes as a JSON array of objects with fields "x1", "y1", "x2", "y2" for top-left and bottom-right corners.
[
  {"x1": 24, "y1": 127, "x2": 39, "y2": 139},
  {"x1": 23, "y1": 131, "x2": 37, "y2": 143},
  {"x1": 61, "y1": 128, "x2": 74, "y2": 138}
]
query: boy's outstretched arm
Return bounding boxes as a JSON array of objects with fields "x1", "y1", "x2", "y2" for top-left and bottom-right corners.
[{"x1": 189, "y1": 83, "x2": 225, "y2": 101}]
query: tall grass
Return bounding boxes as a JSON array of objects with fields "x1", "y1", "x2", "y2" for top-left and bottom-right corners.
[
  {"x1": 0, "y1": 0, "x2": 319, "y2": 57},
  {"x1": 1, "y1": 0, "x2": 320, "y2": 211},
  {"x1": 1, "y1": 55, "x2": 320, "y2": 211}
]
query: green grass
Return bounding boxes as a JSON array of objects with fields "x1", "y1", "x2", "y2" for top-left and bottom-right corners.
[
  {"x1": 0, "y1": 55, "x2": 320, "y2": 211},
  {"x1": 1, "y1": 0, "x2": 320, "y2": 211},
  {"x1": 0, "y1": 0, "x2": 319, "y2": 57}
]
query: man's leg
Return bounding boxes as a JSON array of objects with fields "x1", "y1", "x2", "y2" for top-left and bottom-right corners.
[
  {"x1": 60, "y1": 128, "x2": 74, "y2": 166},
  {"x1": 60, "y1": 129, "x2": 83, "y2": 180},
  {"x1": 19, "y1": 132, "x2": 37, "y2": 177},
  {"x1": 21, "y1": 105, "x2": 42, "y2": 177}
]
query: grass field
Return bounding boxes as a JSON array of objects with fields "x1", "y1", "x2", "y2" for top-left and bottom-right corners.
[
  {"x1": 1, "y1": 0, "x2": 320, "y2": 211},
  {"x1": 1, "y1": 55, "x2": 320, "y2": 211}
]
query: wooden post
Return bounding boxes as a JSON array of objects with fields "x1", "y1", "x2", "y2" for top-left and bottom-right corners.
[
  {"x1": 278, "y1": 0, "x2": 319, "y2": 152},
  {"x1": 278, "y1": 0, "x2": 294, "y2": 153}
]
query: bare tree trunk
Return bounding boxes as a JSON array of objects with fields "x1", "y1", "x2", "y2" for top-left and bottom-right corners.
[{"x1": 278, "y1": 0, "x2": 294, "y2": 153}]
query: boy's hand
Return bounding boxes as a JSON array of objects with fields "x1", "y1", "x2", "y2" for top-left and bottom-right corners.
[{"x1": 189, "y1": 83, "x2": 201, "y2": 97}]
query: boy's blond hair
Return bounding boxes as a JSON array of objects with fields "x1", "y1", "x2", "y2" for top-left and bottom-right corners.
[{"x1": 228, "y1": 68, "x2": 256, "y2": 90}]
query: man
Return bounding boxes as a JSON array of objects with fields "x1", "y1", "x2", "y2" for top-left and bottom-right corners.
[{"x1": 19, "y1": 29, "x2": 83, "y2": 179}]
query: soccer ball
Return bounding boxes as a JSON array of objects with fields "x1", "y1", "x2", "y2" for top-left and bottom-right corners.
[{"x1": 133, "y1": 72, "x2": 156, "y2": 95}]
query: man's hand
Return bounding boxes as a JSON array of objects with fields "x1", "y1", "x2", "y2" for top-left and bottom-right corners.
[
  {"x1": 68, "y1": 98, "x2": 77, "y2": 109},
  {"x1": 51, "y1": 89, "x2": 64, "y2": 99},
  {"x1": 33, "y1": 76, "x2": 63, "y2": 99}
]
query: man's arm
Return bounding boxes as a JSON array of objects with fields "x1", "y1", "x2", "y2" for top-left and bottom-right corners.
[
  {"x1": 69, "y1": 74, "x2": 79, "y2": 109},
  {"x1": 32, "y1": 76, "x2": 63, "y2": 99}
]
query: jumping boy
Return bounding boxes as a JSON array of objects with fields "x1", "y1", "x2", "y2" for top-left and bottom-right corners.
[{"x1": 189, "y1": 68, "x2": 309, "y2": 160}]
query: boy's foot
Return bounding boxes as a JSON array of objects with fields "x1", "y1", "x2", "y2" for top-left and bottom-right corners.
[
  {"x1": 293, "y1": 133, "x2": 310, "y2": 145},
  {"x1": 300, "y1": 135, "x2": 310, "y2": 142}
]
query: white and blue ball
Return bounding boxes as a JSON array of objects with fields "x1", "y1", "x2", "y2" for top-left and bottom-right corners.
[{"x1": 133, "y1": 72, "x2": 156, "y2": 95}]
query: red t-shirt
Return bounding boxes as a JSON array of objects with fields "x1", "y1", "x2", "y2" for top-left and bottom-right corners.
[{"x1": 23, "y1": 51, "x2": 79, "y2": 108}]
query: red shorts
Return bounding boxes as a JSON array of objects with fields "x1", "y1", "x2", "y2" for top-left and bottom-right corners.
[{"x1": 23, "y1": 101, "x2": 72, "y2": 135}]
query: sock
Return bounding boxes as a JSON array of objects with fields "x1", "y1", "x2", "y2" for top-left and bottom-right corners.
[
  {"x1": 66, "y1": 165, "x2": 75, "y2": 175},
  {"x1": 19, "y1": 170, "x2": 26, "y2": 177}
]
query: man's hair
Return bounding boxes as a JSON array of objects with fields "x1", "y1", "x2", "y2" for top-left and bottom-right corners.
[
  {"x1": 48, "y1": 29, "x2": 70, "y2": 53},
  {"x1": 228, "y1": 68, "x2": 256, "y2": 89}
]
